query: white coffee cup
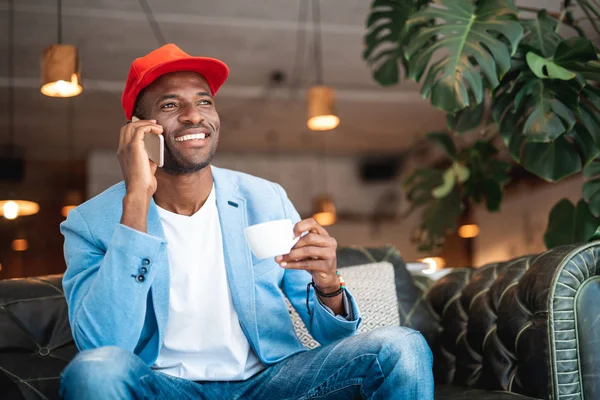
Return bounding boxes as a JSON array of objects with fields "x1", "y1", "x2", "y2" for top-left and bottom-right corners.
[{"x1": 245, "y1": 219, "x2": 299, "y2": 260}]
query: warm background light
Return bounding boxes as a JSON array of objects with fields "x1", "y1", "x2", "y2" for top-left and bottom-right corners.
[
  {"x1": 3, "y1": 201, "x2": 19, "y2": 220},
  {"x1": 418, "y1": 257, "x2": 446, "y2": 274},
  {"x1": 307, "y1": 115, "x2": 340, "y2": 131},
  {"x1": 312, "y1": 195, "x2": 337, "y2": 226},
  {"x1": 458, "y1": 224, "x2": 480, "y2": 239},
  {"x1": 41, "y1": 44, "x2": 83, "y2": 98},
  {"x1": 41, "y1": 73, "x2": 82, "y2": 97},
  {"x1": 61, "y1": 205, "x2": 77, "y2": 217},
  {"x1": 0, "y1": 200, "x2": 40, "y2": 219},
  {"x1": 313, "y1": 211, "x2": 336, "y2": 226},
  {"x1": 11, "y1": 239, "x2": 29, "y2": 252},
  {"x1": 307, "y1": 86, "x2": 339, "y2": 131}
]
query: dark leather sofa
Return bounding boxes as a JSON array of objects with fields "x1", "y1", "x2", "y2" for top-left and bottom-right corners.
[{"x1": 1, "y1": 242, "x2": 598, "y2": 399}]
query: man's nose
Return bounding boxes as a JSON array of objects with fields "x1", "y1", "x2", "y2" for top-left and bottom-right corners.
[{"x1": 178, "y1": 104, "x2": 205, "y2": 125}]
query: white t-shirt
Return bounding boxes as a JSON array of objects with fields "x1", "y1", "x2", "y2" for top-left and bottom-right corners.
[{"x1": 152, "y1": 186, "x2": 264, "y2": 381}]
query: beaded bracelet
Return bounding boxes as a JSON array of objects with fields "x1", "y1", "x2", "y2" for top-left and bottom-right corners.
[{"x1": 305, "y1": 271, "x2": 346, "y2": 315}]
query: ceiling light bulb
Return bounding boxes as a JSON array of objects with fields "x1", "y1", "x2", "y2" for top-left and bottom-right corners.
[{"x1": 3, "y1": 201, "x2": 19, "y2": 220}]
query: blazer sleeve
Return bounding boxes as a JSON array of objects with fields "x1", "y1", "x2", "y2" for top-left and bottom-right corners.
[
  {"x1": 60, "y1": 208, "x2": 167, "y2": 352},
  {"x1": 275, "y1": 184, "x2": 362, "y2": 345}
]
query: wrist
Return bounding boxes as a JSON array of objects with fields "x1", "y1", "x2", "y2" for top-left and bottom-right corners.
[
  {"x1": 121, "y1": 194, "x2": 151, "y2": 233},
  {"x1": 315, "y1": 282, "x2": 342, "y2": 295},
  {"x1": 313, "y1": 273, "x2": 341, "y2": 294}
]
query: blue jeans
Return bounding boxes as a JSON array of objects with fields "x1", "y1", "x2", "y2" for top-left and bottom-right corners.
[{"x1": 60, "y1": 326, "x2": 433, "y2": 399}]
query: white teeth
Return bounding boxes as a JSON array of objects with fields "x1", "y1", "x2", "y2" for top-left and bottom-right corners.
[{"x1": 176, "y1": 133, "x2": 207, "y2": 142}]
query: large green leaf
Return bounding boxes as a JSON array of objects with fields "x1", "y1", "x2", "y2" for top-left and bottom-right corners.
[
  {"x1": 520, "y1": 136, "x2": 582, "y2": 182},
  {"x1": 512, "y1": 77, "x2": 579, "y2": 142},
  {"x1": 492, "y1": 29, "x2": 600, "y2": 182},
  {"x1": 519, "y1": 11, "x2": 562, "y2": 57},
  {"x1": 404, "y1": 0, "x2": 523, "y2": 114},
  {"x1": 554, "y1": 37, "x2": 599, "y2": 65},
  {"x1": 526, "y1": 52, "x2": 576, "y2": 80},
  {"x1": 526, "y1": 37, "x2": 599, "y2": 81},
  {"x1": 544, "y1": 198, "x2": 600, "y2": 248},
  {"x1": 446, "y1": 100, "x2": 485, "y2": 134},
  {"x1": 363, "y1": 0, "x2": 430, "y2": 86}
]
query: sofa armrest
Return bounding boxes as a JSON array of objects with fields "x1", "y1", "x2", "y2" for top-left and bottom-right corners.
[
  {"x1": 422, "y1": 242, "x2": 600, "y2": 400},
  {"x1": 527, "y1": 242, "x2": 600, "y2": 400}
]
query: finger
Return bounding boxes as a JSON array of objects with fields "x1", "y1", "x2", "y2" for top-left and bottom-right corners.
[
  {"x1": 124, "y1": 121, "x2": 163, "y2": 144},
  {"x1": 149, "y1": 160, "x2": 158, "y2": 174},
  {"x1": 279, "y1": 259, "x2": 330, "y2": 271},
  {"x1": 280, "y1": 246, "x2": 335, "y2": 263},
  {"x1": 130, "y1": 118, "x2": 157, "y2": 126},
  {"x1": 131, "y1": 124, "x2": 164, "y2": 145},
  {"x1": 294, "y1": 218, "x2": 329, "y2": 238},
  {"x1": 118, "y1": 125, "x2": 126, "y2": 150},
  {"x1": 292, "y1": 233, "x2": 335, "y2": 250}
]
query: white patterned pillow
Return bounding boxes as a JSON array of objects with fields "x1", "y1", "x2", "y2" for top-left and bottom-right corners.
[{"x1": 286, "y1": 261, "x2": 400, "y2": 349}]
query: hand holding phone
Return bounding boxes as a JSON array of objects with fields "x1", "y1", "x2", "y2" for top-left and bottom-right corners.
[{"x1": 132, "y1": 116, "x2": 164, "y2": 168}]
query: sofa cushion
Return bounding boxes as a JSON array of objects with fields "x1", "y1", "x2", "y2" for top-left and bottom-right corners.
[
  {"x1": 288, "y1": 245, "x2": 437, "y2": 348},
  {"x1": 287, "y1": 261, "x2": 400, "y2": 349}
]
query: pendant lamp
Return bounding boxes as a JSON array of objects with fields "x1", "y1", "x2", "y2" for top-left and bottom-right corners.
[
  {"x1": 41, "y1": 0, "x2": 82, "y2": 98},
  {"x1": 0, "y1": 0, "x2": 40, "y2": 221},
  {"x1": 307, "y1": 0, "x2": 339, "y2": 131},
  {"x1": 312, "y1": 194, "x2": 336, "y2": 226},
  {"x1": 311, "y1": 135, "x2": 336, "y2": 226}
]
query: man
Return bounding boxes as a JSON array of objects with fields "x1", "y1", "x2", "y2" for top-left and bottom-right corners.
[{"x1": 59, "y1": 44, "x2": 433, "y2": 399}]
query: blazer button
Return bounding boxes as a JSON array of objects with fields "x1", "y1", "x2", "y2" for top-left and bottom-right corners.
[
  {"x1": 142, "y1": 258, "x2": 151, "y2": 267},
  {"x1": 139, "y1": 266, "x2": 148, "y2": 274},
  {"x1": 136, "y1": 274, "x2": 145, "y2": 283}
]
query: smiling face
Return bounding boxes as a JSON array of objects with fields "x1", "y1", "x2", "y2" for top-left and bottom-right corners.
[{"x1": 135, "y1": 71, "x2": 220, "y2": 175}]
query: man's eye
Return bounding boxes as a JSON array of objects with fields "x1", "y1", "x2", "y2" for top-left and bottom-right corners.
[{"x1": 161, "y1": 103, "x2": 176, "y2": 109}]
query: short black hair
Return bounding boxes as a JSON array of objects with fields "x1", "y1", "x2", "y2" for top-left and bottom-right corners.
[{"x1": 132, "y1": 87, "x2": 149, "y2": 120}]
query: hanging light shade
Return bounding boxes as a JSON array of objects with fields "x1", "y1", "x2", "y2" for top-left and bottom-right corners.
[
  {"x1": 61, "y1": 189, "x2": 83, "y2": 217},
  {"x1": 0, "y1": 200, "x2": 40, "y2": 220},
  {"x1": 12, "y1": 239, "x2": 29, "y2": 252},
  {"x1": 312, "y1": 194, "x2": 336, "y2": 226},
  {"x1": 307, "y1": 85, "x2": 339, "y2": 131},
  {"x1": 41, "y1": 44, "x2": 82, "y2": 98},
  {"x1": 458, "y1": 223, "x2": 480, "y2": 239}
]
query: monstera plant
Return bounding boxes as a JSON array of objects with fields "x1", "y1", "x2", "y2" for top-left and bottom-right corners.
[{"x1": 364, "y1": 0, "x2": 600, "y2": 251}]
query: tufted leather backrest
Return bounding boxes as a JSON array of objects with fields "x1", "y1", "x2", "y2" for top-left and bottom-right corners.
[
  {"x1": 420, "y1": 243, "x2": 600, "y2": 400},
  {"x1": 0, "y1": 274, "x2": 77, "y2": 399}
]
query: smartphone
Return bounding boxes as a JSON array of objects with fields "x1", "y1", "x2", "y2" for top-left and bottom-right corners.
[{"x1": 132, "y1": 116, "x2": 164, "y2": 168}]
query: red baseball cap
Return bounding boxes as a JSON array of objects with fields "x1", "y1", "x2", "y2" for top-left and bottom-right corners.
[{"x1": 121, "y1": 44, "x2": 229, "y2": 120}]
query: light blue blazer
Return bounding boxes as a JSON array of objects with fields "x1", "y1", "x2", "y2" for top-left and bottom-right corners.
[{"x1": 61, "y1": 166, "x2": 361, "y2": 366}]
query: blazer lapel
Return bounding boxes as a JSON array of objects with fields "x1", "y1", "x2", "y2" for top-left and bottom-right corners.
[{"x1": 212, "y1": 167, "x2": 258, "y2": 346}]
